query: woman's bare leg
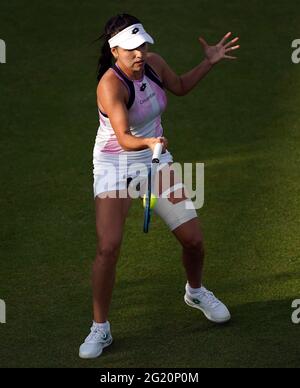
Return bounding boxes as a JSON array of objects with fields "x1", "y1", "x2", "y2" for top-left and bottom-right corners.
[
  {"x1": 156, "y1": 163, "x2": 205, "y2": 288},
  {"x1": 92, "y1": 194, "x2": 132, "y2": 323},
  {"x1": 172, "y1": 217, "x2": 205, "y2": 288}
]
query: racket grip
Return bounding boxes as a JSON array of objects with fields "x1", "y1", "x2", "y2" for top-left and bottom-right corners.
[{"x1": 152, "y1": 142, "x2": 163, "y2": 163}]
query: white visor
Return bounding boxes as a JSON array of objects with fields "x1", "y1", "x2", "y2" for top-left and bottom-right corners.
[{"x1": 108, "y1": 23, "x2": 154, "y2": 50}]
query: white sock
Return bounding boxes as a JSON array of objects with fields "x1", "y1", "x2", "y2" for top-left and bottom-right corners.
[
  {"x1": 186, "y1": 283, "x2": 203, "y2": 295},
  {"x1": 93, "y1": 320, "x2": 110, "y2": 331}
]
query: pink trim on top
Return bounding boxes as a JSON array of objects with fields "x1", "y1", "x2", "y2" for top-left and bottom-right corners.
[{"x1": 100, "y1": 135, "x2": 123, "y2": 154}]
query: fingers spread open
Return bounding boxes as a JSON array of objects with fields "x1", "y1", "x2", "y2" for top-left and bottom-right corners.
[
  {"x1": 224, "y1": 36, "x2": 239, "y2": 49},
  {"x1": 224, "y1": 54, "x2": 237, "y2": 60},
  {"x1": 225, "y1": 45, "x2": 240, "y2": 53},
  {"x1": 198, "y1": 37, "x2": 208, "y2": 47},
  {"x1": 218, "y1": 32, "x2": 231, "y2": 46}
]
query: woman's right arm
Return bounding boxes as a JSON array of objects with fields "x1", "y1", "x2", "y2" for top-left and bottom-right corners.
[{"x1": 98, "y1": 73, "x2": 167, "y2": 152}]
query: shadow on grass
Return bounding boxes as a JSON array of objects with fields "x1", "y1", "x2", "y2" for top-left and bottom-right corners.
[{"x1": 71, "y1": 296, "x2": 299, "y2": 369}]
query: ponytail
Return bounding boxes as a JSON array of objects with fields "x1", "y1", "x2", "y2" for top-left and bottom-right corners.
[{"x1": 96, "y1": 34, "x2": 113, "y2": 82}]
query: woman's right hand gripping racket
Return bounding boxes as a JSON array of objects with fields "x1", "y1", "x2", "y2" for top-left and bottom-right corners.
[{"x1": 143, "y1": 142, "x2": 162, "y2": 233}]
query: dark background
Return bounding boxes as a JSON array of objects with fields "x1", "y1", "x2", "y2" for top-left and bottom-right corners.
[{"x1": 0, "y1": 0, "x2": 299, "y2": 367}]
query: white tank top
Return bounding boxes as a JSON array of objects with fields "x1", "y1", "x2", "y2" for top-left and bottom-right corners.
[
  {"x1": 93, "y1": 62, "x2": 174, "y2": 178},
  {"x1": 93, "y1": 62, "x2": 167, "y2": 156}
]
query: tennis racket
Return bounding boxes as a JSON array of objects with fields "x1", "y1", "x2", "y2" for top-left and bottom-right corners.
[{"x1": 143, "y1": 142, "x2": 163, "y2": 233}]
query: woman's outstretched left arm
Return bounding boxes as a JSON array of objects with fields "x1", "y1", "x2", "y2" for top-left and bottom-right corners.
[{"x1": 152, "y1": 32, "x2": 240, "y2": 96}]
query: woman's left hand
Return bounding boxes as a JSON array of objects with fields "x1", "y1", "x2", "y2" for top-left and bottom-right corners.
[{"x1": 199, "y1": 32, "x2": 240, "y2": 66}]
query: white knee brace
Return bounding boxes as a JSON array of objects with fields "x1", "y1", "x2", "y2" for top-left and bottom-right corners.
[{"x1": 153, "y1": 183, "x2": 197, "y2": 231}]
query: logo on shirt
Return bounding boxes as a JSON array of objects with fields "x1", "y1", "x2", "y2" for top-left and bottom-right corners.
[
  {"x1": 139, "y1": 92, "x2": 155, "y2": 104},
  {"x1": 140, "y1": 83, "x2": 147, "y2": 91},
  {"x1": 132, "y1": 28, "x2": 139, "y2": 34}
]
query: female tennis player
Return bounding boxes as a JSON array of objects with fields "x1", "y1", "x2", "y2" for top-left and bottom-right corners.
[{"x1": 79, "y1": 13, "x2": 239, "y2": 359}]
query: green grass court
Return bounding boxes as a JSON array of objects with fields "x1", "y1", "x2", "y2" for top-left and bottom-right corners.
[{"x1": 0, "y1": 0, "x2": 300, "y2": 368}]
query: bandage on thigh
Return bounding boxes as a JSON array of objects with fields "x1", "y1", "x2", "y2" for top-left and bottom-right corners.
[
  {"x1": 138, "y1": 163, "x2": 197, "y2": 230},
  {"x1": 153, "y1": 191, "x2": 197, "y2": 231},
  {"x1": 159, "y1": 183, "x2": 185, "y2": 199}
]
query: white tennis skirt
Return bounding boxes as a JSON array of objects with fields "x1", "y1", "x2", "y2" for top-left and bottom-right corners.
[{"x1": 93, "y1": 148, "x2": 173, "y2": 198}]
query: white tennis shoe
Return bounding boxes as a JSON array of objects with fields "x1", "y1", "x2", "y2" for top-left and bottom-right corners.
[
  {"x1": 184, "y1": 284, "x2": 231, "y2": 323},
  {"x1": 79, "y1": 321, "x2": 113, "y2": 359}
]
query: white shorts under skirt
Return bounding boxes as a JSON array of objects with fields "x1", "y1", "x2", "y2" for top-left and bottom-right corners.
[{"x1": 93, "y1": 148, "x2": 174, "y2": 198}]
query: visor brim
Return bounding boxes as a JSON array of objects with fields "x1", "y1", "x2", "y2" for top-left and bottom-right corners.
[{"x1": 118, "y1": 33, "x2": 154, "y2": 50}]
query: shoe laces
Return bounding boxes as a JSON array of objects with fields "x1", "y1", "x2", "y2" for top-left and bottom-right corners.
[
  {"x1": 197, "y1": 287, "x2": 221, "y2": 308},
  {"x1": 85, "y1": 325, "x2": 109, "y2": 343}
]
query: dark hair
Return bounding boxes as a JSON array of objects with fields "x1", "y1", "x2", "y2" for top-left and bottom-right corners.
[{"x1": 94, "y1": 14, "x2": 141, "y2": 82}]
